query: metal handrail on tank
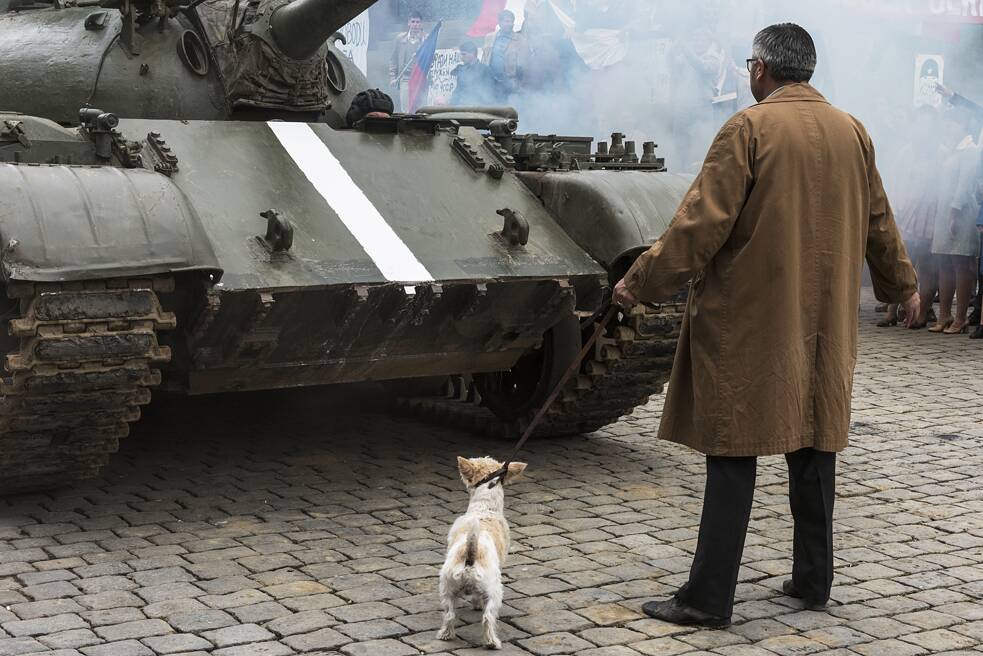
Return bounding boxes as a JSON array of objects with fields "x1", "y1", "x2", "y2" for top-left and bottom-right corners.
[{"x1": 270, "y1": 0, "x2": 376, "y2": 60}]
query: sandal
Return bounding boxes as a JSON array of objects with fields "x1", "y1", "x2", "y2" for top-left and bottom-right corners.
[{"x1": 928, "y1": 318, "x2": 953, "y2": 333}]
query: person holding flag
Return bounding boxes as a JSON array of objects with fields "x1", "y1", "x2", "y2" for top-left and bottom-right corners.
[
  {"x1": 389, "y1": 13, "x2": 425, "y2": 112},
  {"x1": 403, "y1": 19, "x2": 443, "y2": 113}
]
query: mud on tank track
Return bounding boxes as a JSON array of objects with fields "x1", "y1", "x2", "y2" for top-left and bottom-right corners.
[
  {"x1": 394, "y1": 302, "x2": 685, "y2": 439},
  {"x1": 0, "y1": 277, "x2": 174, "y2": 495}
]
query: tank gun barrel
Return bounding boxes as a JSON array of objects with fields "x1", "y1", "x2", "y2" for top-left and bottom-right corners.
[{"x1": 270, "y1": 0, "x2": 376, "y2": 61}]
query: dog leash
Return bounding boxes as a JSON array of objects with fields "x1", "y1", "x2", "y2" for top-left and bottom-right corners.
[{"x1": 476, "y1": 304, "x2": 621, "y2": 489}]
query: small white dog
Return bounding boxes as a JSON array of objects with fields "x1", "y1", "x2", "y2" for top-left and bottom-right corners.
[{"x1": 437, "y1": 456, "x2": 527, "y2": 650}]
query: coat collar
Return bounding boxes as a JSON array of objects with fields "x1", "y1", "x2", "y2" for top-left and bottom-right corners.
[{"x1": 759, "y1": 82, "x2": 829, "y2": 105}]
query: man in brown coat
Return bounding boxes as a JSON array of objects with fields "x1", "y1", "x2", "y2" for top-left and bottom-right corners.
[{"x1": 614, "y1": 24, "x2": 919, "y2": 627}]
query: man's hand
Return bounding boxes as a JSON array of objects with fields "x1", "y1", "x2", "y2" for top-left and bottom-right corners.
[
  {"x1": 934, "y1": 82, "x2": 954, "y2": 99},
  {"x1": 902, "y1": 291, "x2": 921, "y2": 328},
  {"x1": 613, "y1": 279, "x2": 639, "y2": 309}
]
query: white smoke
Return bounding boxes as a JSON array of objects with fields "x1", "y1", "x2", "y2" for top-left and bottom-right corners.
[
  {"x1": 486, "y1": 0, "x2": 983, "y2": 176},
  {"x1": 376, "y1": 0, "x2": 983, "y2": 185}
]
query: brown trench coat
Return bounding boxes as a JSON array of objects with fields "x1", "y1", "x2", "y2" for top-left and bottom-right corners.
[{"x1": 624, "y1": 83, "x2": 917, "y2": 457}]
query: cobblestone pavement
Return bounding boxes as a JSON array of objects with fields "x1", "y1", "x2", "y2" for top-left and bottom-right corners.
[{"x1": 1, "y1": 291, "x2": 981, "y2": 656}]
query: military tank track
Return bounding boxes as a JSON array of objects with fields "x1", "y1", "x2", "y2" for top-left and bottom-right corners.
[
  {"x1": 0, "y1": 278, "x2": 175, "y2": 495},
  {"x1": 394, "y1": 302, "x2": 685, "y2": 439}
]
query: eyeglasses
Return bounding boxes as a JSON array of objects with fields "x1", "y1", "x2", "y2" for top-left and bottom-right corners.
[{"x1": 746, "y1": 58, "x2": 758, "y2": 73}]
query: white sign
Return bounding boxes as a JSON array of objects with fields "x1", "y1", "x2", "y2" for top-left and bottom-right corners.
[
  {"x1": 913, "y1": 54, "x2": 944, "y2": 107},
  {"x1": 427, "y1": 48, "x2": 464, "y2": 106},
  {"x1": 336, "y1": 11, "x2": 370, "y2": 75}
]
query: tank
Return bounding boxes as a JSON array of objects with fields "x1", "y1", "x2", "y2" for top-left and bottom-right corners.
[{"x1": 0, "y1": 0, "x2": 691, "y2": 494}]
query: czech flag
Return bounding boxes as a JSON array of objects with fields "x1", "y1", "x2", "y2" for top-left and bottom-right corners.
[{"x1": 407, "y1": 21, "x2": 442, "y2": 113}]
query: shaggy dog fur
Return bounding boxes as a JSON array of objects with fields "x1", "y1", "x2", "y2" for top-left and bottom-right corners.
[{"x1": 437, "y1": 456, "x2": 527, "y2": 649}]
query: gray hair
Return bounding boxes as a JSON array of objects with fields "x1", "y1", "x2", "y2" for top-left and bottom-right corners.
[{"x1": 752, "y1": 23, "x2": 816, "y2": 83}]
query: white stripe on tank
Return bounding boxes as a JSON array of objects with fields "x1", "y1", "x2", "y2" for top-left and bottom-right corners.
[{"x1": 268, "y1": 121, "x2": 434, "y2": 286}]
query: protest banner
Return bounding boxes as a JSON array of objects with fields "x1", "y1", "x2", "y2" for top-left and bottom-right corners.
[
  {"x1": 427, "y1": 48, "x2": 465, "y2": 106},
  {"x1": 335, "y1": 10, "x2": 370, "y2": 75}
]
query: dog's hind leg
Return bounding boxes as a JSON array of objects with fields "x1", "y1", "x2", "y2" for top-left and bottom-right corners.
[
  {"x1": 471, "y1": 592, "x2": 483, "y2": 611},
  {"x1": 481, "y1": 583, "x2": 503, "y2": 650},
  {"x1": 436, "y1": 581, "x2": 458, "y2": 641}
]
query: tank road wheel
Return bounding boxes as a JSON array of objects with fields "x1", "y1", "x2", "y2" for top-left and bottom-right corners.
[
  {"x1": 393, "y1": 303, "x2": 685, "y2": 439},
  {"x1": 0, "y1": 278, "x2": 175, "y2": 495},
  {"x1": 474, "y1": 314, "x2": 580, "y2": 422}
]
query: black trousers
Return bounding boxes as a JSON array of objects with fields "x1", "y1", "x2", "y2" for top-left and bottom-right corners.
[{"x1": 676, "y1": 448, "x2": 836, "y2": 618}]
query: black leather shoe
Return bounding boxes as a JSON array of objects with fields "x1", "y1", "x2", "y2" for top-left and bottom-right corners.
[
  {"x1": 641, "y1": 597, "x2": 730, "y2": 628},
  {"x1": 970, "y1": 325, "x2": 983, "y2": 339},
  {"x1": 782, "y1": 579, "x2": 828, "y2": 609}
]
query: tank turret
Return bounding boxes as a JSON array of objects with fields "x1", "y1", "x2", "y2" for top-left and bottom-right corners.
[{"x1": 0, "y1": 0, "x2": 376, "y2": 126}]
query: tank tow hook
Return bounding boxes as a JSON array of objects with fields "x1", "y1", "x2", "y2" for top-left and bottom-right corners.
[
  {"x1": 259, "y1": 209, "x2": 295, "y2": 252},
  {"x1": 497, "y1": 208, "x2": 529, "y2": 247}
]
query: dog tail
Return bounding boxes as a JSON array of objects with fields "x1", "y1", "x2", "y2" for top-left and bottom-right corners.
[{"x1": 464, "y1": 520, "x2": 480, "y2": 568}]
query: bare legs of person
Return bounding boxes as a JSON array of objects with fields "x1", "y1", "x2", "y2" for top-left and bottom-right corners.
[
  {"x1": 945, "y1": 255, "x2": 977, "y2": 333},
  {"x1": 914, "y1": 251, "x2": 938, "y2": 329},
  {"x1": 930, "y1": 255, "x2": 956, "y2": 332}
]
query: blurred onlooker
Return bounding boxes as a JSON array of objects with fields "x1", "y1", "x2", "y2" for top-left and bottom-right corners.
[
  {"x1": 932, "y1": 85, "x2": 983, "y2": 338},
  {"x1": 929, "y1": 111, "x2": 981, "y2": 335},
  {"x1": 451, "y1": 41, "x2": 494, "y2": 106},
  {"x1": 482, "y1": 10, "x2": 523, "y2": 104},
  {"x1": 879, "y1": 107, "x2": 945, "y2": 328},
  {"x1": 517, "y1": 2, "x2": 585, "y2": 95},
  {"x1": 974, "y1": 206, "x2": 983, "y2": 339},
  {"x1": 389, "y1": 12, "x2": 425, "y2": 112},
  {"x1": 512, "y1": 0, "x2": 588, "y2": 132},
  {"x1": 670, "y1": 26, "x2": 726, "y2": 171}
]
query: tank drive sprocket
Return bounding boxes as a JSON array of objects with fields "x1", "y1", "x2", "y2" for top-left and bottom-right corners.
[
  {"x1": 0, "y1": 277, "x2": 174, "y2": 495},
  {"x1": 394, "y1": 302, "x2": 684, "y2": 439}
]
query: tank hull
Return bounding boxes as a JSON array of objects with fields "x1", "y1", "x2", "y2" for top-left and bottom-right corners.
[{"x1": 93, "y1": 119, "x2": 607, "y2": 393}]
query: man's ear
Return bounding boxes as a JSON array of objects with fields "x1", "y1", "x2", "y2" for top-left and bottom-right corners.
[
  {"x1": 457, "y1": 457, "x2": 475, "y2": 485},
  {"x1": 505, "y1": 462, "x2": 527, "y2": 484}
]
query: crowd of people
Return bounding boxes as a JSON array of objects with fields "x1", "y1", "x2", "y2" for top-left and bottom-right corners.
[
  {"x1": 877, "y1": 85, "x2": 983, "y2": 340},
  {"x1": 389, "y1": 5, "x2": 588, "y2": 115}
]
